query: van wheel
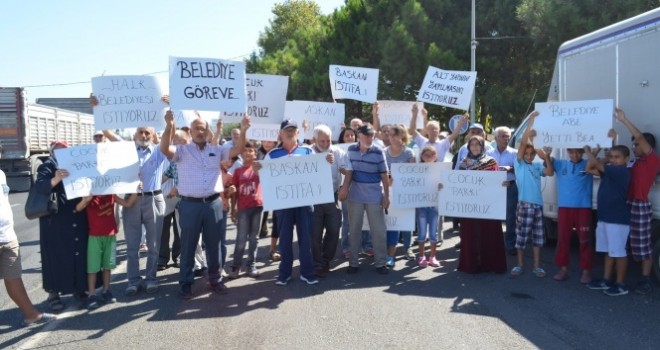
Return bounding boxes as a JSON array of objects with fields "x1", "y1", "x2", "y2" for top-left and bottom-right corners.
[{"x1": 653, "y1": 239, "x2": 660, "y2": 283}]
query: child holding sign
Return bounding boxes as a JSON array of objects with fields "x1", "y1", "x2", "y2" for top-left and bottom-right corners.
[
  {"x1": 76, "y1": 193, "x2": 138, "y2": 310},
  {"x1": 417, "y1": 146, "x2": 441, "y2": 267},
  {"x1": 511, "y1": 111, "x2": 554, "y2": 277}
]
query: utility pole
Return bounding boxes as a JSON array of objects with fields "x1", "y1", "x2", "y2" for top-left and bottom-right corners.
[{"x1": 470, "y1": 0, "x2": 477, "y2": 124}]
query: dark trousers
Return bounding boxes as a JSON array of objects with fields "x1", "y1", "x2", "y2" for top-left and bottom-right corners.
[
  {"x1": 159, "y1": 211, "x2": 181, "y2": 266},
  {"x1": 311, "y1": 198, "x2": 342, "y2": 270}
]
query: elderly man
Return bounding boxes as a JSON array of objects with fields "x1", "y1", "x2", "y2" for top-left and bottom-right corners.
[
  {"x1": 339, "y1": 123, "x2": 390, "y2": 275},
  {"x1": 487, "y1": 126, "x2": 518, "y2": 255},
  {"x1": 409, "y1": 105, "x2": 467, "y2": 161},
  {"x1": 160, "y1": 111, "x2": 249, "y2": 300},
  {"x1": 310, "y1": 125, "x2": 351, "y2": 278}
]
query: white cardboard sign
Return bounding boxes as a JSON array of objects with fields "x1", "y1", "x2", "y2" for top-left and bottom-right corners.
[
  {"x1": 259, "y1": 153, "x2": 334, "y2": 211},
  {"x1": 172, "y1": 110, "x2": 220, "y2": 128},
  {"x1": 55, "y1": 142, "x2": 140, "y2": 199},
  {"x1": 285, "y1": 101, "x2": 345, "y2": 141},
  {"x1": 534, "y1": 99, "x2": 614, "y2": 148},
  {"x1": 391, "y1": 162, "x2": 452, "y2": 208},
  {"x1": 92, "y1": 75, "x2": 168, "y2": 130},
  {"x1": 417, "y1": 66, "x2": 476, "y2": 110},
  {"x1": 217, "y1": 74, "x2": 289, "y2": 123},
  {"x1": 437, "y1": 170, "x2": 506, "y2": 220},
  {"x1": 329, "y1": 65, "x2": 379, "y2": 103},
  {"x1": 361, "y1": 192, "x2": 416, "y2": 231},
  {"x1": 168, "y1": 56, "x2": 247, "y2": 113},
  {"x1": 377, "y1": 100, "x2": 424, "y2": 129},
  {"x1": 247, "y1": 123, "x2": 281, "y2": 141}
]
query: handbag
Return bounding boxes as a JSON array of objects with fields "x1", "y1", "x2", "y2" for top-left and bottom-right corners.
[{"x1": 24, "y1": 185, "x2": 59, "y2": 220}]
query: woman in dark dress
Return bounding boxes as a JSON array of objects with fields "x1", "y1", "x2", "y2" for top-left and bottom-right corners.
[
  {"x1": 455, "y1": 136, "x2": 507, "y2": 274},
  {"x1": 35, "y1": 141, "x2": 89, "y2": 310}
]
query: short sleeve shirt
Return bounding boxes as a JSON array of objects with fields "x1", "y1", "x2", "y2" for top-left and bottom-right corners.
[
  {"x1": 514, "y1": 159, "x2": 544, "y2": 206},
  {"x1": 136, "y1": 144, "x2": 168, "y2": 192},
  {"x1": 347, "y1": 143, "x2": 388, "y2": 204},
  {"x1": 628, "y1": 150, "x2": 660, "y2": 202},
  {"x1": 0, "y1": 170, "x2": 16, "y2": 243},
  {"x1": 172, "y1": 143, "x2": 225, "y2": 197},
  {"x1": 232, "y1": 165, "x2": 263, "y2": 211},
  {"x1": 553, "y1": 159, "x2": 593, "y2": 208},
  {"x1": 597, "y1": 165, "x2": 631, "y2": 224},
  {"x1": 414, "y1": 134, "x2": 451, "y2": 162},
  {"x1": 86, "y1": 195, "x2": 117, "y2": 236}
]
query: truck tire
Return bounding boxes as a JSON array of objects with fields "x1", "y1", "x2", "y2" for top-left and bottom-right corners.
[
  {"x1": 7, "y1": 176, "x2": 31, "y2": 192},
  {"x1": 653, "y1": 238, "x2": 660, "y2": 283},
  {"x1": 30, "y1": 156, "x2": 43, "y2": 185}
]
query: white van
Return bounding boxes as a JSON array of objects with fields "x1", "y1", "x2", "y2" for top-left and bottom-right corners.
[{"x1": 510, "y1": 8, "x2": 660, "y2": 281}]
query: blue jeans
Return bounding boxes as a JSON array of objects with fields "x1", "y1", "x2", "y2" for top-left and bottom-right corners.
[
  {"x1": 386, "y1": 231, "x2": 412, "y2": 248},
  {"x1": 340, "y1": 201, "x2": 372, "y2": 253},
  {"x1": 505, "y1": 182, "x2": 519, "y2": 250},
  {"x1": 232, "y1": 207, "x2": 262, "y2": 268},
  {"x1": 275, "y1": 206, "x2": 315, "y2": 280},
  {"x1": 178, "y1": 197, "x2": 224, "y2": 287},
  {"x1": 417, "y1": 207, "x2": 439, "y2": 243}
]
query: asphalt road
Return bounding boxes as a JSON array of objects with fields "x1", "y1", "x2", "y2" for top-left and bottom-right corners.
[{"x1": 1, "y1": 191, "x2": 659, "y2": 349}]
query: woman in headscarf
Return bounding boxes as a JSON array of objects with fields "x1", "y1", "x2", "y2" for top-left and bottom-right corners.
[
  {"x1": 35, "y1": 141, "x2": 89, "y2": 310},
  {"x1": 455, "y1": 135, "x2": 507, "y2": 273}
]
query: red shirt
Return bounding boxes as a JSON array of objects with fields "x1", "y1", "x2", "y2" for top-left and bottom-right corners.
[
  {"x1": 232, "y1": 165, "x2": 263, "y2": 211},
  {"x1": 628, "y1": 150, "x2": 660, "y2": 202},
  {"x1": 86, "y1": 195, "x2": 117, "y2": 236}
]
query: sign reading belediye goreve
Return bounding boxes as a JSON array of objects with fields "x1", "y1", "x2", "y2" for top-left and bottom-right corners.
[
  {"x1": 437, "y1": 170, "x2": 506, "y2": 220},
  {"x1": 91, "y1": 75, "x2": 168, "y2": 130},
  {"x1": 285, "y1": 101, "x2": 345, "y2": 142},
  {"x1": 219, "y1": 74, "x2": 289, "y2": 124},
  {"x1": 168, "y1": 56, "x2": 247, "y2": 113},
  {"x1": 329, "y1": 65, "x2": 379, "y2": 103},
  {"x1": 259, "y1": 153, "x2": 334, "y2": 211},
  {"x1": 54, "y1": 142, "x2": 140, "y2": 199},
  {"x1": 417, "y1": 66, "x2": 476, "y2": 110},
  {"x1": 533, "y1": 99, "x2": 613, "y2": 148}
]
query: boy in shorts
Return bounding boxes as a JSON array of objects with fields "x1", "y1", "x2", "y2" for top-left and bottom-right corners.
[
  {"x1": 77, "y1": 193, "x2": 137, "y2": 309},
  {"x1": 512, "y1": 111, "x2": 554, "y2": 277},
  {"x1": 585, "y1": 144, "x2": 631, "y2": 296},
  {"x1": 614, "y1": 108, "x2": 659, "y2": 294}
]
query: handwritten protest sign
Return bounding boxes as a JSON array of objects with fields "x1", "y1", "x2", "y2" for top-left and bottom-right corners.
[
  {"x1": 534, "y1": 99, "x2": 613, "y2": 148},
  {"x1": 285, "y1": 101, "x2": 345, "y2": 141},
  {"x1": 247, "y1": 123, "x2": 281, "y2": 141},
  {"x1": 377, "y1": 101, "x2": 424, "y2": 129},
  {"x1": 172, "y1": 110, "x2": 220, "y2": 128},
  {"x1": 417, "y1": 66, "x2": 476, "y2": 110},
  {"x1": 215, "y1": 74, "x2": 289, "y2": 123},
  {"x1": 362, "y1": 193, "x2": 416, "y2": 231},
  {"x1": 391, "y1": 162, "x2": 452, "y2": 208},
  {"x1": 54, "y1": 142, "x2": 139, "y2": 199},
  {"x1": 168, "y1": 56, "x2": 246, "y2": 113},
  {"x1": 91, "y1": 75, "x2": 168, "y2": 130},
  {"x1": 329, "y1": 65, "x2": 379, "y2": 103},
  {"x1": 437, "y1": 170, "x2": 506, "y2": 220},
  {"x1": 259, "y1": 153, "x2": 334, "y2": 211}
]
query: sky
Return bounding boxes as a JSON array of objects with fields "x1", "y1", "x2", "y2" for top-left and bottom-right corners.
[{"x1": 0, "y1": 0, "x2": 345, "y2": 102}]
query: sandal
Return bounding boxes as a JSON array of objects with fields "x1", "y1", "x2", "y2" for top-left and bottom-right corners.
[
  {"x1": 269, "y1": 250, "x2": 281, "y2": 261},
  {"x1": 22, "y1": 313, "x2": 57, "y2": 327},
  {"x1": 47, "y1": 295, "x2": 64, "y2": 312},
  {"x1": 533, "y1": 267, "x2": 546, "y2": 278},
  {"x1": 510, "y1": 266, "x2": 523, "y2": 276}
]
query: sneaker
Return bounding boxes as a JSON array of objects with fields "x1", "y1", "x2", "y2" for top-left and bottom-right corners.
[
  {"x1": 386, "y1": 256, "x2": 395, "y2": 267},
  {"x1": 247, "y1": 266, "x2": 260, "y2": 278},
  {"x1": 179, "y1": 284, "x2": 193, "y2": 300},
  {"x1": 376, "y1": 266, "x2": 389, "y2": 275},
  {"x1": 366, "y1": 248, "x2": 375, "y2": 257},
  {"x1": 405, "y1": 248, "x2": 415, "y2": 260},
  {"x1": 101, "y1": 290, "x2": 116, "y2": 304},
  {"x1": 86, "y1": 295, "x2": 100, "y2": 310},
  {"x1": 300, "y1": 275, "x2": 319, "y2": 285},
  {"x1": 125, "y1": 285, "x2": 139, "y2": 296},
  {"x1": 269, "y1": 250, "x2": 281, "y2": 261},
  {"x1": 145, "y1": 283, "x2": 159, "y2": 294},
  {"x1": 587, "y1": 279, "x2": 612, "y2": 290},
  {"x1": 418, "y1": 255, "x2": 428, "y2": 268},
  {"x1": 228, "y1": 266, "x2": 240, "y2": 279},
  {"x1": 428, "y1": 256, "x2": 440, "y2": 267},
  {"x1": 209, "y1": 282, "x2": 229, "y2": 295},
  {"x1": 275, "y1": 276, "x2": 292, "y2": 286},
  {"x1": 604, "y1": 283, "x2": 629, "y2": 296},
  {"x1": 553, "y1": 270, "x2": 568, "y2": 281},
  {"x1": 635, "y1": 279, "x2": 653, "y2": 295}
]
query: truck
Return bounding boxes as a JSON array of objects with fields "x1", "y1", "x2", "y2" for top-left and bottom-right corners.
[
  {"x1": 510, "y1": 7, "x2": 660, "y2": 281},
  {"x1": 0, "y1": 87, "x2": 95, "y2": 192}
]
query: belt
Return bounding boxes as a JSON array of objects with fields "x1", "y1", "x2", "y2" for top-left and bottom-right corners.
[
  {"x1": 138, "y1": 190, "x2": 162, "y2": 196},
  {"x1": 181, "y1": 193, "x2": 221, "y2": 203}
]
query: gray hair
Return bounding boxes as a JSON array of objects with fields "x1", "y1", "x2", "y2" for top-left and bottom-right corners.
[
  {"x1": 313, "y1": 124, "x2": 332, "y2": 139},
  {"x1": 493, "y1": 126, "x2": 512, "y2": 137}
]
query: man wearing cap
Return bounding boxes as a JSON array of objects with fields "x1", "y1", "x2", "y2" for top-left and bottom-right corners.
[
  {"x1": 161, "y1": 111, "x2": 249, "y2": 299},
  {"x1": 454, "y1": 122, "x2": 494, "y2": 170},
  {"x1": 93, "y1": 131, "x2": 106, "y2": 143},
  {"x1": 487, "y1": 126, "x2": 518, "y2": 255},
  {"x1": 253, "y1": 119, "x2": 321, "y2": 285},
  {"x1": 409, "y1": 105, "x2": 467, "y2": 162},
  {"x1": 339, "y1": 123, "x2": 390, "y2": 275}
]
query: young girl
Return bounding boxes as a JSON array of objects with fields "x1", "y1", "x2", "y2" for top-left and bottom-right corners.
[{"x1": 417, "y1": 146, "x2": 441, "y2": 267}]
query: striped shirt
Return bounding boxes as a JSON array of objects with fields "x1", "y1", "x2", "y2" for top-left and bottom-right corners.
[
  {"x1": 172, "y1": 143, "x2": 226, "y2": 198},
  {"x1": 265, "y1": 143, "x2": 314, "y2": 160},
  {"x1": 347, "y1": 142, "x2": 388, "y2": 204},
  {"x1": 487, "y1": 145, "x2": 517, "y2": 181}
]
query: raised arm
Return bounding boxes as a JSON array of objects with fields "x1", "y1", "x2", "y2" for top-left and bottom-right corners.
[
  {"x1": 211, "y1": 119, "x2": 223, "y2": 146},
  {"x1": 409, "y1": 104, "x2": 420, "y2": 137},
  {"x1": 160, "y1": 110, "x2": 176, "y2": 159},
  {"x1": 517, "y1": 111, "x2": 539, "y2": 161},
  {"x1": 372, "y1": 102, "x2": 380, "y2": 135},
  {"x1": 228, "y1": 114, "x2": 251, "y2": 159},
  {"x1": 615, "y1": 107, "x2": 652, "y2": 155},
  {"x1": 536, "y1": 147, "x2": 554, "y2": 176},
  {"x1": 583, "y1": 145, "x2": 604, "y2": 175},
  {"x1": 446, "y1": 112, "x2": 469, "y2": 144}
]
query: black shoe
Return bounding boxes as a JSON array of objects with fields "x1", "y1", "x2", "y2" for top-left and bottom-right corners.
[
  {"x1": 194, "y1": 267, "x2": 207, "y2": 277},
  {"x1": 86, "y1": 295, "x2": 100, "y2": 310},
  {"x1": 376, "y1": 266, "x2": 389, "y2": 275},
  {"x1": 172, "y1": 261, "x2": 180, "y2": 268},
  {"x1": 454, "y1": 242, "x2": 461, "y2": 249},
  {"x1": 314, "y1": 268, "x2": 329, "y2": 278},
  {"x1": 209, "y1": 282, "x2": 228, "y2": 295},
  {"x1": 346, "y1": 266, "x2": 359, "y2": 274},
  {"x1": 179, "y1": 284, "x2": 193, "y2": 300},
  {"x1": 157, "y1": 264, "x2": 167, "y2": 271}
]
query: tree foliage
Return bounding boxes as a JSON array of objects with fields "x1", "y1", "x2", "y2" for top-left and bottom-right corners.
[{"x1": 248, "y1": 0, "x2": 659, "y2": 129}]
